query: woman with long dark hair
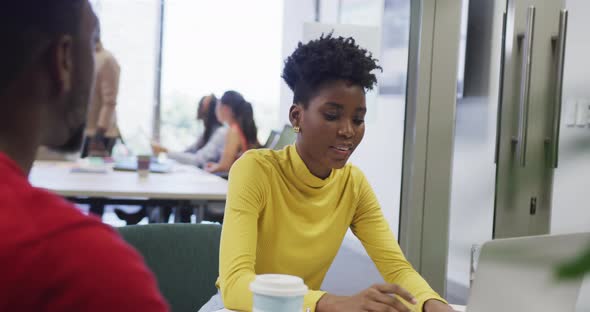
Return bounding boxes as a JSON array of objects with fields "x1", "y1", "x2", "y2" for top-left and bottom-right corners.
[
  {"x1": 193, "y1": 94, "x2": 223, "y2": 150},
  {"x1": 152, "y1": 94, "x2": 227, "y2": 167},
  {"x1": 205, "y1": 90, "x2": 259, "y2": 173},
  {"x1": 116, "y1": 95, "x2": 228, "y2": 225}
]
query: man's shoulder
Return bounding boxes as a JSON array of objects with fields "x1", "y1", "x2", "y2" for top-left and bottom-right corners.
[
  {"x1": 0, "y1": 159, "x2": 168, "y2": 311},
  {"x1": 0, "y1": 179, "x2": 107, "y2": 248}
]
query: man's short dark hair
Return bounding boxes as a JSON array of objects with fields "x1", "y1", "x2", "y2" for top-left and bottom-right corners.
[
  {"x1": 282, "y1": 33, "x2": 382, "y2": 107},
  {"x1": 0, "y1": 0, "x2": 85, "y2": 94}
]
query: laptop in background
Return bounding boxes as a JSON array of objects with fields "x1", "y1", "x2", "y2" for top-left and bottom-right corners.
[{"x1": 466, "y1": 232, "x2": 590, "y2": 312}]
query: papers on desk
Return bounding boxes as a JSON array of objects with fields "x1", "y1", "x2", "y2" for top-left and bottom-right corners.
[
  {"x1": 450, "y1": 304, "x2": 466, "y2": 312},
  {"x1": 70, "y1": 166, "x2": 108, "y2": 174},
  {"x1": 70, "y1": 158, "x2": 109, "y2": 174}
]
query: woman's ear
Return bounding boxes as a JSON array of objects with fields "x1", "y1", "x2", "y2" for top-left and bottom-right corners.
[{"x1": 289, "y1": 104, "x2": 302, "y2": 128}]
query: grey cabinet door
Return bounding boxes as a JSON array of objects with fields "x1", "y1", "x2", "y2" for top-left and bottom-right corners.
[
  {"x1": 495, "y1": 0, "x2": 565, "y2": 238},
  {"x1": 550, "y1": 0, "x2": 590, "y2": 235}
]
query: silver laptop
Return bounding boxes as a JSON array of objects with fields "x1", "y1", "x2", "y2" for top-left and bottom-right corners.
[{"x1": 466, "y1": 232, "x2": 590, "y2": 312}]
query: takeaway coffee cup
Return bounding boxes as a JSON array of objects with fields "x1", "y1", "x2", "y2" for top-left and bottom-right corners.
[
  {"x1": 250, "y1": 274, "x2": 308, "y2": 312},
  {"x1": 137, "y1": 155, "x2": 151, "y2": 178}
]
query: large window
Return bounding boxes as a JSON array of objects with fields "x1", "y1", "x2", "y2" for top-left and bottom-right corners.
[
  {"x1": 160, "y1": 0, "x2": 284, "y2": 150},
  {"x1": 91, "y1": 0, "x2": 284, "y2": 152},
  {"x1": 90, "y1": 0, "x2": 159, "y2": 153}
]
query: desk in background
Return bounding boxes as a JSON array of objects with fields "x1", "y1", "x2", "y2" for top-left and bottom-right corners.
[{"x1": 29, "y1": 161, "x2": 228, "y2": 222}]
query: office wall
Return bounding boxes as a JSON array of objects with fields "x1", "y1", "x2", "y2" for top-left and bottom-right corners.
[{"x1": 279, "y1": 0, "x2": 316, "y2": 125}]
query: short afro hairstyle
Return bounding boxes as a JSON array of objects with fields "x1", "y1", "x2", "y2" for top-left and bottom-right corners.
[{"x1": 282, "y1": 33, "x2": 381, "y2": 107}]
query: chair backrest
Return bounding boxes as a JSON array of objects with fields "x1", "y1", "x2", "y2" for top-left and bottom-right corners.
[
  {"x1": 263, "y1": 130, "x2": 281, "y2": 149},
  {"x1": 118, "y1": 224, "x2": 221, "y2": 312},
  {"x1": 273, "y1": 125, "x2": 297, "y2": 150}
]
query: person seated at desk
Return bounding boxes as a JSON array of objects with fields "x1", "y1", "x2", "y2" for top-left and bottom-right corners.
[
  {"x1": 115, "y1": 95, "x2": 229, "y2": 225},
  {"x1": 204, "y1": 90, "x2": 260, "y2": 174},
  {"x1": 199, "y1": 35, "x2": 453, "y2": 312},
  {"x1": 116, "y1": 93, "x2": 237, "y2": 225},
  {"x1": 152, "y1": 94, "x2": 227, "y2": 168},
  {"x1": 0, "y1": 1, "x2": 168, "y2": 311}
]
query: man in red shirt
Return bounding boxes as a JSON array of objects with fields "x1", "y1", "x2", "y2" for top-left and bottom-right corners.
[{"x1": 0, "y1": 1, "x2": 169, "y2": 311}]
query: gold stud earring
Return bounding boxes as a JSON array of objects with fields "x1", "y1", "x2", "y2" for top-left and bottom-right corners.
[{"x1": 293, "y1": 126, "x2": 300, "y2": 133}]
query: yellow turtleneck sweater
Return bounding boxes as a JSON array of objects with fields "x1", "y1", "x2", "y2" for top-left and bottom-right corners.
[{"x1": 217, "y1": 145, "x2": 445, "y2": 311}]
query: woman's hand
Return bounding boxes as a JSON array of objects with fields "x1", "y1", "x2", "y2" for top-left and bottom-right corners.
[
  {"x1": 423, "y1": 299, "x2": 455, "y2": 312},
  {"x1": 205, "y1": 162, "x2": 218, "y2": 173},
  {"x1": 151, "y1": 142, "x2": 168, "y2": 155},
  {"x1": 316, "y1": 284, "x2": 417, "y2": 312}
]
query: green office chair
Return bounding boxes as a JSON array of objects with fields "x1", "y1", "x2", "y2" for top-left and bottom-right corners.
[{"x1": 118, "y1": 224, "x2": 221, "y2": 312}]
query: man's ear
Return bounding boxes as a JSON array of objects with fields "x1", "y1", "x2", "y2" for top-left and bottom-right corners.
[{"x1": 51, "y1": 35, "x2": 74, "y2": 95}]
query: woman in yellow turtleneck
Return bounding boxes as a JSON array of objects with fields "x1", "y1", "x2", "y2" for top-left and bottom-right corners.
[{"x1": 199, "y1": 34, "x2": 454, "y2": 312}]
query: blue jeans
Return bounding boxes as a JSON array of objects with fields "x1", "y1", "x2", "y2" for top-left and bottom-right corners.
[{"x1": 198, "y1": 291, "x2": 224, "y2": 312}]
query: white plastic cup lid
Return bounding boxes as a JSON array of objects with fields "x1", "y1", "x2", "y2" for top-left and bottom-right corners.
[{"x1": 250, "y1": 274, "x2": 308, "y2": 297}]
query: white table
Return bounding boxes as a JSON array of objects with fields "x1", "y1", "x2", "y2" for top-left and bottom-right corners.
[
  {"x1": 29, "y1": 161, "x2": 228, "y2": 222},
  {"x1": 214, "y1": 304, "x2": 466, "y2": 312}
]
